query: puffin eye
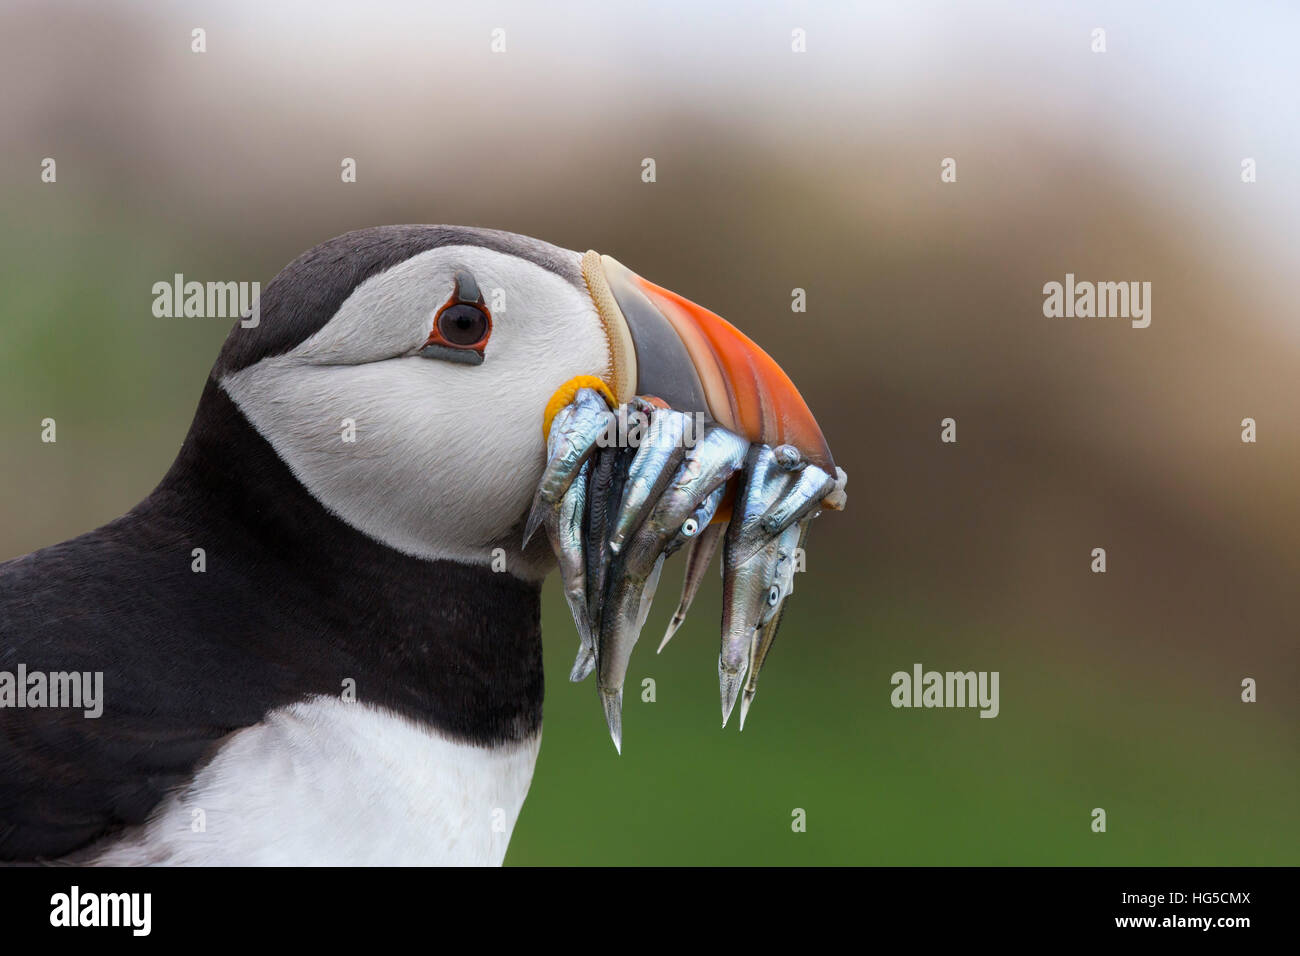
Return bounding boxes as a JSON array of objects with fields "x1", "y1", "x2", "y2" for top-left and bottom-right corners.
[
  {"x1": 437, "y1": 304, "x2": 490, "y2": 346},
  {"x1": 419, "y1": 270, "x2": 493, "y2": 365}
]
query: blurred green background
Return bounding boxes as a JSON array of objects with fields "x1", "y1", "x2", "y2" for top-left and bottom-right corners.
[{"x1": 1, "y1": 0, "x2": 1295, "y2": 864}]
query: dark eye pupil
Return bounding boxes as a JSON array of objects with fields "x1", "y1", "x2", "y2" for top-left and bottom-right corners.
[{"x1": 438, "y1": 304, "x2": 488, "y2": 346}]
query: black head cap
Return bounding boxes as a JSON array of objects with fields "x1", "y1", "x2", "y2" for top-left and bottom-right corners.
[{"x1": 213, "y1": 225, "x2": 583, "y2": 378}]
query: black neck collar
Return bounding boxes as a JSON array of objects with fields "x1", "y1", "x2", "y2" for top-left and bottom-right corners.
[{"x1": 139, "y1": 378, "x2": 544, "y2": 745}]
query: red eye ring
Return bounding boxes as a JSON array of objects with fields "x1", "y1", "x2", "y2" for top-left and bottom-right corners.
[{"x1": 419, "y1": 270, "x2": 492, "y2": 365}]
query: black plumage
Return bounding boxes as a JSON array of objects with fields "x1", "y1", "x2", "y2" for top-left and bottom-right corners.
[{"x1": 0, "y1": 226, "x2": 561, "y2": 861}]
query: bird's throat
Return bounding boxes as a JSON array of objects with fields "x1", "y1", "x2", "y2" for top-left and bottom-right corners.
[{"x1": 139, "y1": 378, "x2": 546, "y2": 745}]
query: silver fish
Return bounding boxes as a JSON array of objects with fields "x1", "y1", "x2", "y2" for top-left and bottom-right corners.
[
  {"x1": 739, "y1": 517, "x2": 812, "y2": 730},
  {"x1": 645, "y1": 427, "x2": 747, "y2": 549},
  {"x1": 719, "y1": 521, "x2": 804, "y2": 726},
  {"x1": 656, "y1": 479, "x2": 728, "y2": 652},
  {"x1": 594, "y1": 545, "x2": 669, "y2": 753},
  {"x1": 544, "y1": 459, "x2": 593, "y2": 682},
  {"x1": 535, "y1": 392, "x2": 848, "y2": 750},
  {"x1": 570, "y1": 643, "x2": 597, "y2": 685},
  {"x1": 718, "y1": 445, "x2": 810, "y2": 725},
  {"x1": 607, "y1": 408, "x2": 692, "y2": 554},
  {"x1": 658, "y1": 517, "x2": 724, "y2": 653},
  {"x1": 523, "y1": 388, "x2": 613, "y2": 548},
  {"x1": 668, "y1": 482, "x2": 727, "y2": 557},
  {"x1": 760, "y1": 460, "x2": 836, "y2": 537},
  {"x1": 573, "y1": 442, "x2": 632, "y2": 682},
  {"x1": 569, "y1": 442, "x2": 630, "y2": 683},
  {"x1": 593, "y1": 416, "x2": 749, "y2": 751}
]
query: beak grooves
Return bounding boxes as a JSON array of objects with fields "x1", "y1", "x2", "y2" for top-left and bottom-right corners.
[
  {"x1": 581, "y1": 250, "x2": 638, "y2": 404},
  {"x1": 593, "y1": 253, "x2": 835, "y2": 473}
]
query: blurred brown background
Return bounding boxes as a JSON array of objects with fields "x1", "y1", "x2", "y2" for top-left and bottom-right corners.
[{"x1": 1, "y1": 0, "x2": 1295, "y2": 863}]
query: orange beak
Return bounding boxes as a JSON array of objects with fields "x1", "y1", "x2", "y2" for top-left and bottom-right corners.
[{"x1": 582, "y1": 252, "x2": 835, "y2": 473}]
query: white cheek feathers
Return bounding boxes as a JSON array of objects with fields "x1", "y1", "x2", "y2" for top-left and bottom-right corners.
[{"x1": 220, "y1": 245, "x2": 611, "y2": 573}]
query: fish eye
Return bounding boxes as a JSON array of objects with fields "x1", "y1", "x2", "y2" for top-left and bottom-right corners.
[
  {"x1": 437, "y1": 304, "x2": 489, "y2": 346},
  {"x1": 681, "y1": 517, "x2": 699, "y2": 537},
  {"x1": 774, "y1": 444, "x2": 802, "y2": 471},
  {"x1": 767, "y1": 585, "x2": 780, "y2": 606}
]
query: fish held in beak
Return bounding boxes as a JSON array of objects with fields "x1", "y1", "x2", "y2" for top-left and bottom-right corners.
[
  {"x1": 523, "y1": 387, "x2": 614, "y2": 550},
  {"x1": 741, "y1": 517, "x2": 814, "y2": 731},
  {"x1": 658, "y1": 518, "x2": 724, "y2": 653},
  {"x1": 589, "y1": 409, "x2": 752, "y2": 750},
  {"x1": 718, "y1": 445, "x2": 812, "y2": 727},
  {"x1": 535, "y1": 253, "x2": 847, "y2": 751}
]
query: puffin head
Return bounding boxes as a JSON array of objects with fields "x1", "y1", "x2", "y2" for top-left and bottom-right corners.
[{"x1": 212, "y1": 225, "x2": 832, "y2": 578}]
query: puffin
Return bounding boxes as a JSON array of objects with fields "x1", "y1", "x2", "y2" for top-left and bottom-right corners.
[{"x1": 0, "y1": 225, "x2": 833, "y2": 865}]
